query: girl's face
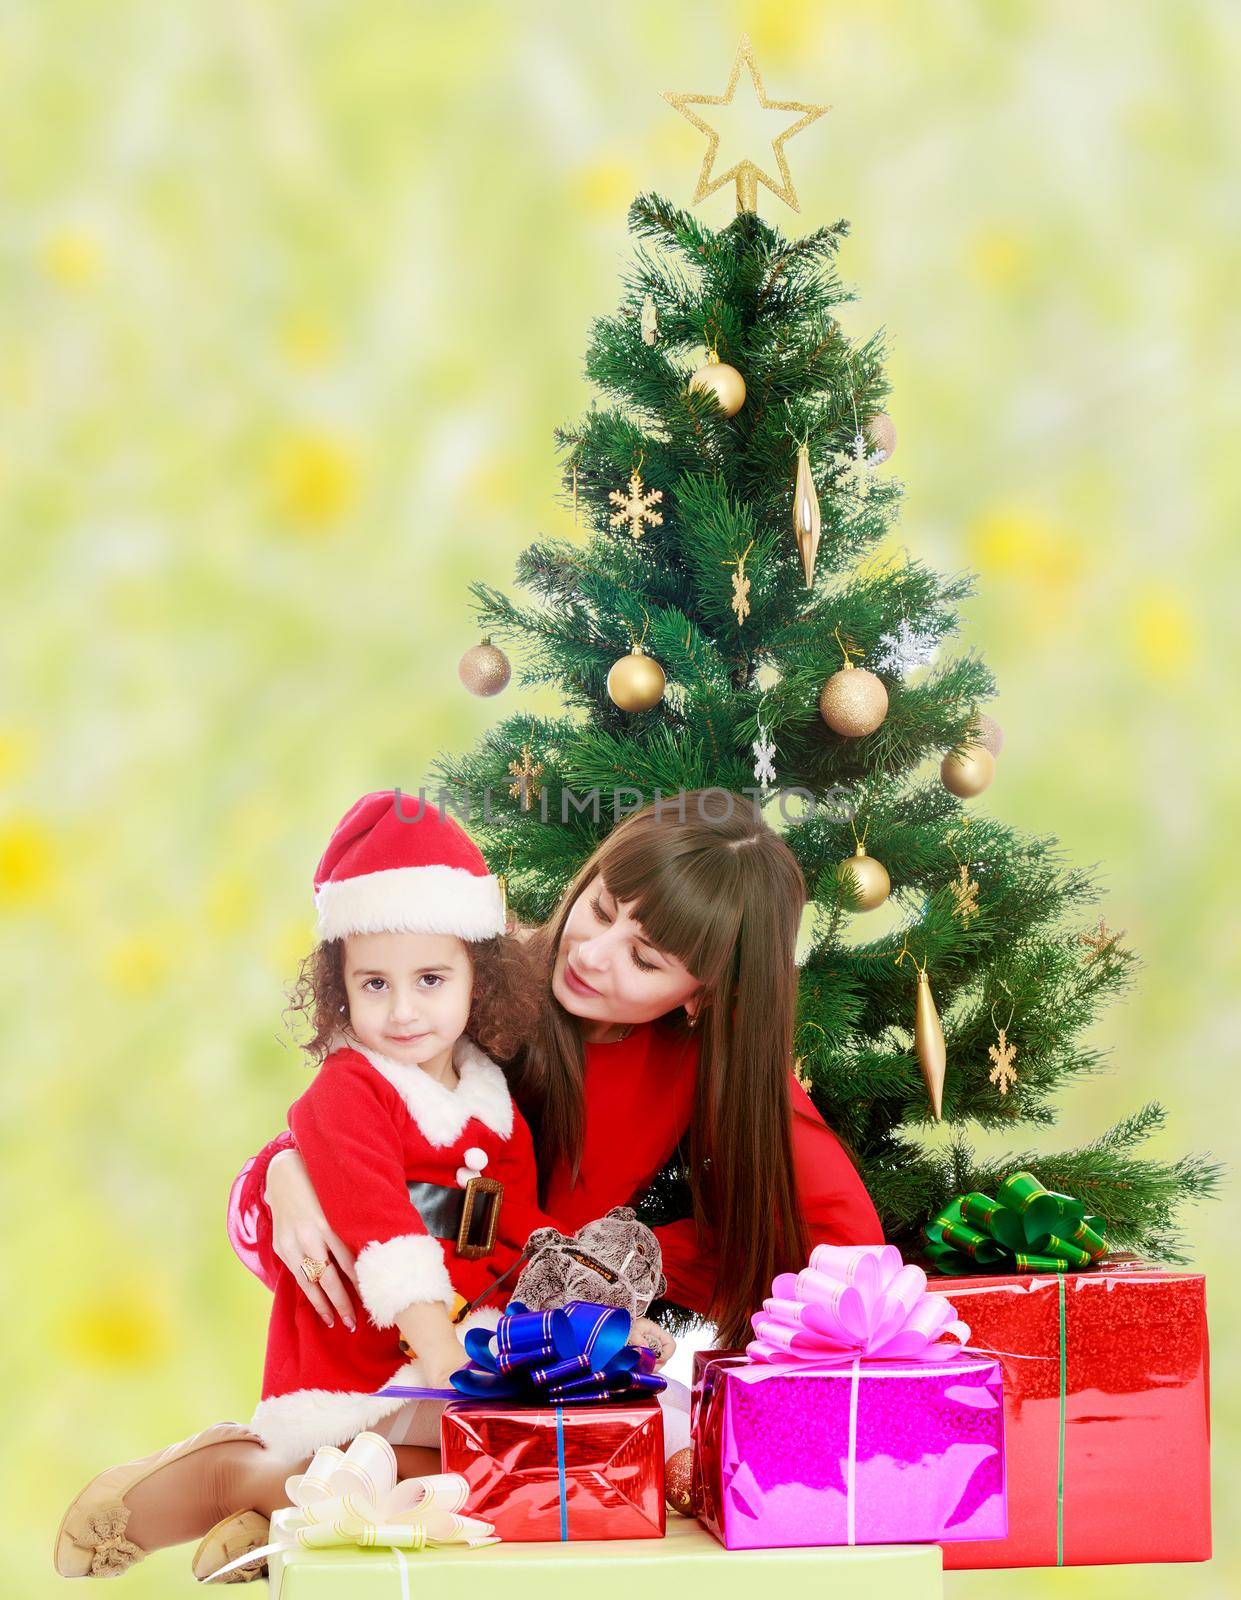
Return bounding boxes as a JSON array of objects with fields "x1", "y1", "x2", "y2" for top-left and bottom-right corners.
[
  {"x1": 551, "y1": 875, "x2": 700, "y2": 1028},
  {"x1": 343, "y1": 930, "x2": 472, "y2": 1071}
]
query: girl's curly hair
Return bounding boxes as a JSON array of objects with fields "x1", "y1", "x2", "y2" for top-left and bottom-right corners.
[{"x1": 286, "y1": 934, "x2": 544, "y2": 1067}]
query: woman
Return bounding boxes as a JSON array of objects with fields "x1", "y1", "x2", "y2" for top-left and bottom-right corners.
[{"x1": 55, "y1": 792, "x2": 882, "y2": 1583}]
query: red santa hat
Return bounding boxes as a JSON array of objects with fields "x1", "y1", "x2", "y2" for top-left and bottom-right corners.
[{"x1": 313, "y1": 790, "x2": 505, "y2": 942}]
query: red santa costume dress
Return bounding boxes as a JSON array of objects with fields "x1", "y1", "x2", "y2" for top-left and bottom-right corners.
[{"x1": 249, "y1": 790, "x2": 542, "y2": 1460}]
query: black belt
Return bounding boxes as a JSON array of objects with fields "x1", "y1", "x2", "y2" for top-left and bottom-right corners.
[{"x1": 407, "y1": 1177, "x2": 504, "y2": 1261}]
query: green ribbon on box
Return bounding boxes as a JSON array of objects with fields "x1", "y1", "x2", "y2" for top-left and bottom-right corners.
[{"x1": 924, "y1": 1171, "x2": 1108, "y2": 1276}]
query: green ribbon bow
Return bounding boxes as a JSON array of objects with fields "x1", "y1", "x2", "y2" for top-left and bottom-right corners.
[{"x1": 924, "y1": 1171, "x2": 1108, "y2": 1275}]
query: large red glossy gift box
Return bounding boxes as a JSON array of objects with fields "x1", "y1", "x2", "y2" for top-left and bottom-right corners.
[
  {"x1": 926, "y1": 1266, "x2": 1210, "y2": 1567},
  {"x1": 441, "y1": 1397, "x2": 665, "y2": 1542}
]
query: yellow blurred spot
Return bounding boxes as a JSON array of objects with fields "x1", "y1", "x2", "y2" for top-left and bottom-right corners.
[
  {"x1": 968, "y1": 506, "x2": 1085, "y2": 592},
  {"x1": 41, "y1": 227, "x2": 104, "y2": 288},
  {"x1": 476, "y1": 455, "x2": 519, "y2": 510},
  {"x1": 268, "y1": 429, "x2": 359, "y2": 528},
  {"x1": 104, "y1": 934, "x2": 170, "y2": 995},
  {"x1": 270, "y1": 917, "x2": 315, "y2": 981},
  {"x1": 748, "y1": 0, "x2": 821, "y2": 57},
  {"x1": 1129, "y1": 588, "x2": 1194, "y2": 682},
  {"x1": 207, "y1": 872, "x2": 257, "y2": 934},
  {"x1": 280, "y1": 312, "x2": 337, "y2": 370},
  {"x1": 0, "y1": 819, "x2": 54, "y2": 903},
  {"x1": 966, "y1": 228, "x2": 1028, "y2": 290},
  {"x1": 572, "y1": 157, "x2": 637, "y2": 217},
  {"x1": 0, "y1": 728, "x2": 34, "y2": 782},
  {"x1": 63, "y1": 1290, "x2": 173, "y2": 1370}
]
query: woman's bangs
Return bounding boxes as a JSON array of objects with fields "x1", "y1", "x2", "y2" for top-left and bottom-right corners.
[{"x1": 597, "y1": 830, "x2": 739, "y2": 984}]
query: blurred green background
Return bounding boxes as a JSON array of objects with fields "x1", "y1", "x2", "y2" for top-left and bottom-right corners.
[{"x1": 4, "y1": 2, "x2": 1236, "y2": 1595}]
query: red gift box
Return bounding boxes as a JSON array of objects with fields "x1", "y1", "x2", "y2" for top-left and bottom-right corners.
[
  {"x1": 440, "y1": 1396, "x2": 665, "y2": 1542},
  {"x1": 926, "y1": 1265, "x2": 1210, "y2": 1567}
]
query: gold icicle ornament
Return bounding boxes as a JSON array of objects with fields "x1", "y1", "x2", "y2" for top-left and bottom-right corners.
[
  {"x1": 896, "y1": 940, "x2": 946, "y2": 1122},
  {"x1": 792, "y1": 441, "x2": 821, "y2": 587}
]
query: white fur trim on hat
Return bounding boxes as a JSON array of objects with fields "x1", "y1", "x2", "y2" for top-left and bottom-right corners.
[
  {"x1": 356, "y1": 1036, "x2": 514, "y2": 1149},
  {"x1": 315, "y1": 864, "x2": 505, "y2": 941},
  {"x1": 250, "y1": 1307, "x2": 503, "y2": 1460},
  {"x1": 355, "y1": 1233, "x2": 456, "y2": 1326}
]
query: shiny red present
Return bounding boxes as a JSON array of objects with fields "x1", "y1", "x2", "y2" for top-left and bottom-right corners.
[
  {"x1": 926, "y1": 1265, "x2": 1210, "y2": 1567},
  {"x1": 440, "y1": 1397, "x2": 665, "y2": 1542}
]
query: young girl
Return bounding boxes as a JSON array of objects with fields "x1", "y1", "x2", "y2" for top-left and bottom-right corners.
[
  {"x1": 54, "y1": 789, "x2": 551, "y2": 1581},
  {"x1": 251, "y1": 788, "x2": 549, "y2": 1458}
]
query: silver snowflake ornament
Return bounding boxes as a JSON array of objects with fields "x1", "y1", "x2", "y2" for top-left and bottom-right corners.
[
  {"x1": 752, "y1": 722, "x2": 777, "y2": 789},
  {"x1": 875, "y1": 618, "x2": 939, "y2": 678},
  {"x1": 831, "y1": 431, "x2": 886, "y2": 505}
]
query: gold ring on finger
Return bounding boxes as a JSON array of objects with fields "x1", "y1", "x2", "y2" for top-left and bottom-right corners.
[{"x1": 300, "y1": 1256, "x2": 327, "y2": 1285}]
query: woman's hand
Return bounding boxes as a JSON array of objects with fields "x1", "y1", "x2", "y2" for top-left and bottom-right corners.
[
  {"x1": 265, "y1": 1148, "x2": 360, "y2": 1328},
  {"x1": 629, "y1": 1315, "x2": 676, "y2": 1369}
]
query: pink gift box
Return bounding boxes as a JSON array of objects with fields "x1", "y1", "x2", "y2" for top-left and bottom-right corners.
[{"x1": 695, "y1": 1353, "x2": 1006, "y2": 1550}]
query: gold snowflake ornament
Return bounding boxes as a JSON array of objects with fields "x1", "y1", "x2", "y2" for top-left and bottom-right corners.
[
  {"x1": 730, "y1": 567, "x2": 752, "y2": 623},
  {"x1": 1078, "y1": 916, "x2": 1125, "y2": 963},
  {"x1": 609, "y1": 470, "x2": 664, "y2": 540},
  {"x1": 951, "y1": 863, "x2": 980, "y2": 924},
  {"x1": 507, "y1": 744, "x2": 545, "y2": 811},
  {"x1": 988, "y1": 1028, "x2": 1019, "y2": 1096}
]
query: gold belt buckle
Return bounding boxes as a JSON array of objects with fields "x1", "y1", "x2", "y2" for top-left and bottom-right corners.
[{"x1": 456, "y1": 1175, "x2": 504, "y2": 1261}]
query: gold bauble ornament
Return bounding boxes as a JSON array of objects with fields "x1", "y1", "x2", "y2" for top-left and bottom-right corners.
[
  {"x1": 819, "y1": 665, "x2": 889, "y2": 737},
  {"x1": 457, "y1": 638, "x2": 511, "y2": 697},
  {"x1": 664, "y1": 1446, "x2": 695, "y2": 1517},
  {"x1": 866, "y1": 412, "x2": 897, "y2": 459},
  {"x1": 914, "y1": 965, "x2": 947, "y2": 1122},
  {"x1": 836, "y1": 845, "x2": 890, "y2": 912},
  {"x1": 792, "y1": 442, "x2": 821, "y2": 587},
  {"x1": 607, "y1": 645, "x2": 666, "y2": 712},
  {"x1": 941, "y1": 745, "x2": 996, "y2": 798},
  {"x1": 973, "y1": 712, "x2": 1005, "y2": 758},
  {"x1": 689, "y1": 353, "x2": 746, "y2": 417}
]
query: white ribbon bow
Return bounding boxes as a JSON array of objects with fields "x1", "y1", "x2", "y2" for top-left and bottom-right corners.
[{"x1": 206, "y1": 1432, "x2": 497, "y2": 1581}]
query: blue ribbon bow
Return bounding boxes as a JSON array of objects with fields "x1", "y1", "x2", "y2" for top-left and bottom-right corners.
[{"x1": 450, "y1": 1301, "x2": 666, "y2": 1405}]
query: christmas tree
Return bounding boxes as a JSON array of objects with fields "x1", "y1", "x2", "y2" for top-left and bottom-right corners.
[{"x1": 438, "y1": 180, "x2": 1216, "y2": 1287}]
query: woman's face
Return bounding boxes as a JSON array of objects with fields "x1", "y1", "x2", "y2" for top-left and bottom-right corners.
[{"x1": 551, "y1": 874, "x2": 701, "y2": 1027}]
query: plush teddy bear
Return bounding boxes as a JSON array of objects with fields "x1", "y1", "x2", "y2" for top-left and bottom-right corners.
[{"x1": 513, "y1": 1205, "x2": 675, "y2": 1366}]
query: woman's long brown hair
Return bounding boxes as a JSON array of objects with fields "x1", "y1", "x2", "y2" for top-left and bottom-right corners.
[{"x1": 512, "y1": 791, "x2": 809, "y2": 1348}]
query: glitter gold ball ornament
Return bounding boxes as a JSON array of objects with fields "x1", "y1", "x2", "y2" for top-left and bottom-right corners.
[
  {"x1": 664, "y1": 1446, "x2": 694, "y2": 1517},
  {"x1": 973, "y1": 712, "x2": 1005, "y2": 758},
  {"x1": 941, "y1": 744, "x2": 996, "y2": 798},
  {"x1": 792, "y1": 442, "x2": 821, "y2": 587},
  {"x1": 457, "y1": 638, "x2": 511, "y2": 697},
  {"x1": 607, "y1": 645, "x2": 666, "y2": 712},
  {"x1": 689, "y1": 353, "x2": 746, "y2": 417},
  {"x1": 837, "y1": 845, "x2": 890, "y2": 911},
  {"x1": 819, "y1": 665, "x2": 888, "y2": 737},
  {"x1": 866, "y1": 412, "x2": 897, "y2": 460},
  {"x1": 914, "y1": 965, "x2": 947, "y2": 1122}
]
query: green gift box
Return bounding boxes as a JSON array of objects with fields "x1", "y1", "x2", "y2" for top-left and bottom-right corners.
[{"x1": 267, "y1": 1508, "x2": 944, "y2": 1597}]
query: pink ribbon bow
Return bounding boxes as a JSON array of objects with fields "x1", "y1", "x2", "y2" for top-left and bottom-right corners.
[{"x1": 748, "y1": 1243, "x2": 971, "y2": 1365}]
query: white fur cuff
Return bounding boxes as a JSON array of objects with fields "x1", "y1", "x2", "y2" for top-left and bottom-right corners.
[{"x1": 356, "y1": 1233, "x2": 455, "y2": 1326}]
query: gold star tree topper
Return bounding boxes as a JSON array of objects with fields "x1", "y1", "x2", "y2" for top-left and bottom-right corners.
[{"x1": 663, "y1": 34, "x2": 829, "y2": 214}]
